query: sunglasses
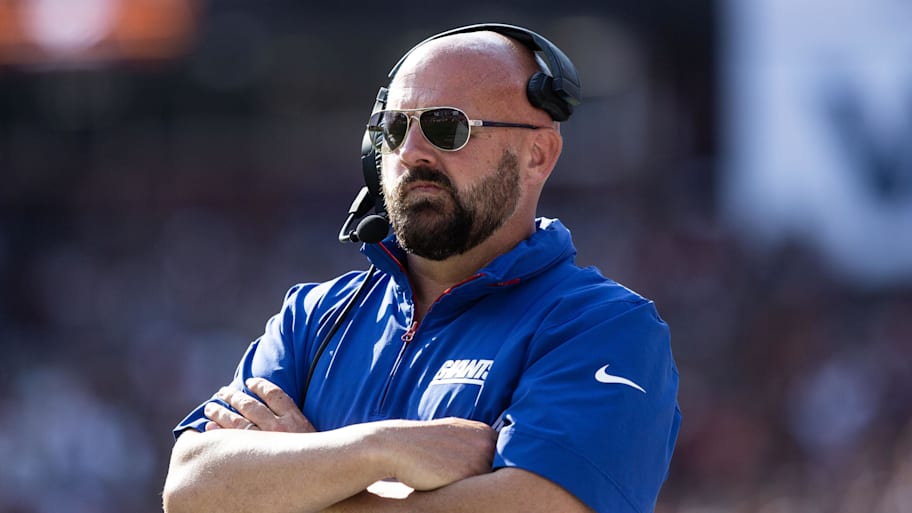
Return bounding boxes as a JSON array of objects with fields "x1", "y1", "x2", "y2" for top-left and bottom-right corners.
[{"x1": 367, "y1": 106, "x2": 546, "y2": 152}]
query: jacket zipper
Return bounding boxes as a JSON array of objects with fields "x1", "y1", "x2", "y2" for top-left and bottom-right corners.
[
  {"x1": 378, "y1": 320, "x2": 419, "y2": 411},
  {"x1": 373, "y1": 270, "x2": 483, "y2": 414}
]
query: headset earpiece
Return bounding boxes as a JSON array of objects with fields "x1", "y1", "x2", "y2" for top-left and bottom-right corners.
[
  {"x1": 359, "y1": 87, "x2": 390, "y2": 224},
  {"x1": 527, "y1": 71, "x2": 573, "y2": 122},
  {"x1": 360, "y1": 115, "x2": 385, "y2": 216}
]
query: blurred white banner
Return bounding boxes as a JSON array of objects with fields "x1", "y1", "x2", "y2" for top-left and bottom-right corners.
[{"x1": 722, "y1": 0, "x2": 912, "y2": 288}]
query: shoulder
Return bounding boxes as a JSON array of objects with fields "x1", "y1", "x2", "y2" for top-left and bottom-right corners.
[
  {"x1": 524, "y1": 263, "x2": 670, "y2": 359},
  {"x1": 536, "y1": 260, "x2": 660, "y2": 323},
  {"x1": 281, "y1": 269, "x2": 376, "y2": 314}
]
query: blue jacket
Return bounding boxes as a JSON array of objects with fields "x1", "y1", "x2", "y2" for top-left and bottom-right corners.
[{"x1": 175, "y1": 218, "x2": 681, "y2": 513}]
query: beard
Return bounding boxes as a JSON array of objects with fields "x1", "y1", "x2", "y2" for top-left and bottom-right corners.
[{"x1": 384, "y1": 150, "x2": 521, "y2": 261}]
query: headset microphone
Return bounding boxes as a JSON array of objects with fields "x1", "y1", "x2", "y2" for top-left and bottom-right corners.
[
  {"x1": 338, "y1": 186, "x2": 374, "y2": 243},
  {"x1": 355, "y1": 215, "x2": 391, "y2": 244},
  {"x1": 337, "y1": 187, "x2": 390, "y2": 244}
]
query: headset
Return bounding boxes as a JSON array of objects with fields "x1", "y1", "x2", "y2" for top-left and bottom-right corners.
[
  {"x1": 307, "y1": 23, "x2": 582, "y2": 407},
  {"x1": 337, "y1": 22, "x2": 583, "y2": 245}
]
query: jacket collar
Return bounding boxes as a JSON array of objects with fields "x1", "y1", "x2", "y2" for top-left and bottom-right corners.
[{"x1": 361, "y1": 218, "x2": 576, "y2": 297}]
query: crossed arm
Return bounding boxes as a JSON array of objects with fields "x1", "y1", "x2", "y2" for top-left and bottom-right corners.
[{"x1": 162, "y1": 378, "x2": 593, "y2": 513}]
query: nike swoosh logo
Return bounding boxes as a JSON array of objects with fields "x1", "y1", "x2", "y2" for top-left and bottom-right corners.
[{"x1": 594, "y1": 364, "x2": 646, "y2": 393}]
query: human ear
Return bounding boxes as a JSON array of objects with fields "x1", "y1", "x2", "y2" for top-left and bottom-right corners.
[{"x1": 525, "y1": 127, "x2": 563, "y2": 183}]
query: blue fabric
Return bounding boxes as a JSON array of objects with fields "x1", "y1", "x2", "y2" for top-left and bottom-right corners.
[{"x1": 174, "y1": 217, "x2": 681, "y2": 513}]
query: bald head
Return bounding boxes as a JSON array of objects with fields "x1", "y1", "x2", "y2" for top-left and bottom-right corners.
[{"x1": 387, "y1": 31, "x2": 555, "y2": 126}]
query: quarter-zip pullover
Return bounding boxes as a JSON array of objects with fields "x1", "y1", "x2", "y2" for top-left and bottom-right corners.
[{"x1": 175, "y1": 217, "x2": 681, "y2": 513}]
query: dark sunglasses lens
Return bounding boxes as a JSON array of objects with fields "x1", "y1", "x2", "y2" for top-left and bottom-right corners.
[
  {"x1": 419, "y1": 108, "x2": 469, "y2": 150},
  {"x1": 369, "y1": 111, "x2": 409, "y2": 150}
]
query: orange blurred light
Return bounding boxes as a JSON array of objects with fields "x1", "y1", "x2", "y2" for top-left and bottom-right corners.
[{"x1": 0, "y1": 0, "x2": 202, "y2": 66}]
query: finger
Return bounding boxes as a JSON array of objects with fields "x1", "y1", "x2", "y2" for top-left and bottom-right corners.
[
  {"x1": 217, "y1": 386, "x2": 277, "y2": 426},
  {"x1": 204, "y1": 421, "x2": 220, "y2": 431},
  {"x1": 245, "y1": 378, "x2": 316, "y2": 433},
  {"x1": 204, "y1": 401, "x2": 255, "y2": 430},
  {"x1": 246, "y1": 378, "x2": 300, "y2": 416}
]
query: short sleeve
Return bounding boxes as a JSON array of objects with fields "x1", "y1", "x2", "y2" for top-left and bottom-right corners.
[{"x1": 493, "y1": 300, "x2": 681, "y2": 513}]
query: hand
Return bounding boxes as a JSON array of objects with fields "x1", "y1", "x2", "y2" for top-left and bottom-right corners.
[
  {"x1": 374, "y1": 417, "x2": 497, "y2": 491},
  {"x1": 203, "y1": 377, "x2": 316, "y2": 433}
]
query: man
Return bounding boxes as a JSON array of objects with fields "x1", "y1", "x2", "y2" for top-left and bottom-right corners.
[{"x1": 163, "y1": 24, "x2": 680, "y2": 513}]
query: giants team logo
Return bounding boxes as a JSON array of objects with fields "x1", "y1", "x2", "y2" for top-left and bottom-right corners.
[{"x1": 429, "y1": 359, "x2": 494, "y2": 386}]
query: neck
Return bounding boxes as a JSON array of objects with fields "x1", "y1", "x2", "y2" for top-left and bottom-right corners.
[{"x1": 405, "y1": 218, "x2": 535, "y2": 320}]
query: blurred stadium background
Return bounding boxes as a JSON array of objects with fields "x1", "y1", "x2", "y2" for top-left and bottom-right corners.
[{"x1": 1, "y1": 0, "x2": 910, "y2": 511}]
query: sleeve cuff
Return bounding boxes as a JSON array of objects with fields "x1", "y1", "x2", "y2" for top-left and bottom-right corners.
[{"x1": 493, "y1": 426, "x2": 642, "y2": 513}]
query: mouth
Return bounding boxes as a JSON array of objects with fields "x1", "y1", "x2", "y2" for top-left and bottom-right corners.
[{"x1": 405, "y1": 181, "x2": 448, "y2": 195}]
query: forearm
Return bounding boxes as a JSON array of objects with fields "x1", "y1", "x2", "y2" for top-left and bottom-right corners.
[
  {"x1": 166, "y1": 382, "x2": 498, "y2": 513},
  {"x1": 162, "y1": 427, "x2": 388, "y2": 513},
  {"x1": 322, "y1": 468, "x2": 593, "y2": 513}
]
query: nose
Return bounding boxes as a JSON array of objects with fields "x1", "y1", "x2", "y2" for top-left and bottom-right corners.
[{"x1": 395, "y1": 115, "x2": 438, "y2": 168}]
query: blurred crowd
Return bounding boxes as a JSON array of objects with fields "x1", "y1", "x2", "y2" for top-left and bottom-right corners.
[{"x1": 1, "y1": 2, "x2": 910, "y2": 512}]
